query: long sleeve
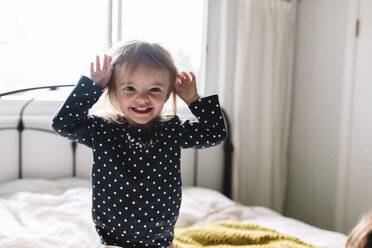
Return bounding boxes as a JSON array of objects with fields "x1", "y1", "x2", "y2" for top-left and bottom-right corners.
[
  {"x1": 51, "y1": 76, "x2": 104, "y2": 148},
  {"x1": 179, "y1": 95, "x2": 227, "y2": 149}
]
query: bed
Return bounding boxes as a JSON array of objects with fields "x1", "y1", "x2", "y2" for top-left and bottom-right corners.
[{"x1": 0, "y1": 85, "x2": 347, "y2": 248}]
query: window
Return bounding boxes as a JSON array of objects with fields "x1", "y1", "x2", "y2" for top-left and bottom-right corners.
[
  {"x1": 115, "y1": 0, "x2": 205, "y2": 90},
  {"x1": 0, "y1": 0, "x2": 206, "y2": 99},
  {"x1": 0, "y1": 0, "x2": 106, "y2": 94}
]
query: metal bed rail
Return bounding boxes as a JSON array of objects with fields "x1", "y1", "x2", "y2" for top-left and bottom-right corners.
[{"x1": 0, "y1": 85, "x2": 234, "y2": 198}]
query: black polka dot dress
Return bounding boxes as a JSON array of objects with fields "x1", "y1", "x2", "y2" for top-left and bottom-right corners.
[{"x1": 52, "y1": 76, "x2": 227, "y2": 247}]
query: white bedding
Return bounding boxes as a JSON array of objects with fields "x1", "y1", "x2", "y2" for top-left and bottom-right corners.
[{"x1": 0, "y1": 178, "x2": 347, "y2": 248}]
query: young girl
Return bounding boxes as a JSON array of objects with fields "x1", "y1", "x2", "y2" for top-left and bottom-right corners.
[
  {"x1": 52, "y1": 40, "x2": 227, "y2": 248},
  {"x1": 346, "y1": 210, "x2": 372, "y2": 248}
]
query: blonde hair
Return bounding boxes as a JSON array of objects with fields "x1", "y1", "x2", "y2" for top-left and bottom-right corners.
[
  {"x1": 346, "y1": 210, "x2": 372, "y2": 248},
  {"x1": 91, "y1": 40, "x2": 179, "y2": 124}
]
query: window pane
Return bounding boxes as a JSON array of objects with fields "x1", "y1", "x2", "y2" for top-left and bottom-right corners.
[
  {"x1": 0, "y1": 0, "x2": 106, "y2": 93},
  {"x1": 118, "y1": 0, "x2": 205, "y2": 91}
]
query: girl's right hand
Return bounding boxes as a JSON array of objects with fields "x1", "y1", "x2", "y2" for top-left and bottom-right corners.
[{"x1": 90, "y1": 54, "x2": 114, "y2": 88}]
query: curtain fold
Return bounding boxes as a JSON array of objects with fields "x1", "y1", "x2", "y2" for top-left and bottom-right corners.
[{"x1": 231, "y1": 0, "x2": 297, "y2": 213}]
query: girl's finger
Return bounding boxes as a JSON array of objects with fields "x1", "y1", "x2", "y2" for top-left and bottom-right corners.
[
  {"x1": 181, "y1": 72, "x2": 189, "y2": 81},
  {"x1": 189, "y1": 71, "x2": 196, "y2": 82},
  {"x1": 96, "y1": 55, "x2": 101, "y2": 71},
  {"x1": 103, "y1": 54, "x2": 108, "y2": 70},
  {"x1": 104, "y1": 65, "x2": 114, "y2": 84},
  {"x1": 90, "y1": 62, "x2": 94, "y2": 73},
  {"x1": 109, "y1": 64, "x2": 115, "y2": 74}
]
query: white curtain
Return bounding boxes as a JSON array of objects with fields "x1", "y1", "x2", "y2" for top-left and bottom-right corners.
[{"x1": 231, "y1": 0, "x2": 297, "y2": 213}]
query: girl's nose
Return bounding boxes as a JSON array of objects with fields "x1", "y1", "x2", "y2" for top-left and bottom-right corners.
[{"x1": 135, "y1": 92, "x2": 149, "y2": 103}]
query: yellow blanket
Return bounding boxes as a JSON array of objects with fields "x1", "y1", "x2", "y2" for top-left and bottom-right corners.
[{"x1": 174, "y1": 220, "x2": 322, "y2": 248}]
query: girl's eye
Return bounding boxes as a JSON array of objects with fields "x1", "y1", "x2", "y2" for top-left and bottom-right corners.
[
  {"x1": 124, "y1": 86, "x2": 135, "y2": 91},
  {"x1": 150, "y1": 87, "x2": 161, "y2": 92}
]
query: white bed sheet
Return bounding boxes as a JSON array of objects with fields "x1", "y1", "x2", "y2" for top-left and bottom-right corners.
[
  {"x1": 177, "y1": 187, "x2": 347, "y2": 248},
  {"x1": 0, "y1": 178, "x2": 347, "y2": 248}
]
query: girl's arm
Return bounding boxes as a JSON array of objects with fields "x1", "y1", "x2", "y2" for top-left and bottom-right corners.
[
  {"x1": 176, "y1": 72, "x2": 227, "y2": 149},
  {"x1": 179, "y1": 95, "x2": 227, "y2": 149},
  {"x1": 51, "y1": 76, "x2": 104, "y2": 148},
  {"x1": 51, "y1": 55, "x2": 113, "y2": 147}
]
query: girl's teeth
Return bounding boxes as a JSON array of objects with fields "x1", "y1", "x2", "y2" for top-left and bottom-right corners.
[{"x1": 132, "y1": 107, "x2": 152, "y2": 112}]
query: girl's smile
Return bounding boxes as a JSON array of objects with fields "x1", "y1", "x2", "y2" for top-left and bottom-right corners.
[
  {"x1": 115, "y1": 62, "x2": 171, "y2": 129},
  {"x1": 131, "y1": 107, "x2": 153, "y2": 113}
]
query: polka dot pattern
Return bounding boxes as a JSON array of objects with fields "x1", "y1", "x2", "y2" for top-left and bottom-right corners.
[{"x1": 52, "y1": 76, "x2": 227, "y2": 247}]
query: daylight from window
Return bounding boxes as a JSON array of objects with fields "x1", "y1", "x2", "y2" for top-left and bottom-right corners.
[
  {"x1": 0, "y1": 0, "x2": 105, "y2": 93},
  {"x1": 0, "y1": 0, "x2": 205, "y2": 96},
  {"x1": 118, "y1": 0, "x2": 204, "y2": 76}
]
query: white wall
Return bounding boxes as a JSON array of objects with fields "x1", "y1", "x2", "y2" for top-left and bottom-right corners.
[{"x1": 285, "y1": 0, "x2": 350, "y2": 231}]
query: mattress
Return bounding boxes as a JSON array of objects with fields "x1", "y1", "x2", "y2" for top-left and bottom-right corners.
[{"x1": 0, "y1": 178, "x2": 347, "y2": 248}]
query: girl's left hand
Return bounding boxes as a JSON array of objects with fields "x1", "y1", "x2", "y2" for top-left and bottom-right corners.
[{"x1": 176, "y1": 71, "x2": 200, "y2": 105}]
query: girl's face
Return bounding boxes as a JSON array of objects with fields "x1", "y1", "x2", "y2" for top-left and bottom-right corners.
[{"x1": 114, "y1": 62, "x2": 172, "y2": 129}]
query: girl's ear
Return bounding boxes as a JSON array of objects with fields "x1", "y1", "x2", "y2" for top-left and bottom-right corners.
[{"x1": 165, "y1": 79, "x2": 175, "y2": 102}]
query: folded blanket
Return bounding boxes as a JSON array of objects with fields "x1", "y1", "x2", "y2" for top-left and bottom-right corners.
[{"x1": 174, "y1": 220, "x2": 322, "y2": 248}]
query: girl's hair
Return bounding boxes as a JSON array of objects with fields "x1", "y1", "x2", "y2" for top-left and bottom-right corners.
[
  {"x1": 91, "y1": 40, "x2": 179, "y2": 124},
  {"x1": 346, "y1": 210, "x2": 372, "y2": 248}
]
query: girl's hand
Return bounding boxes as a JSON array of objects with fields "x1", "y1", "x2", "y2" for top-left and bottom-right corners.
[
  {"x1": 176, "y1": 71, "x2": 200, "y2": 105},
  {"x1": 90, "y1": 54, "x2": 114, "y2": 88}
]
